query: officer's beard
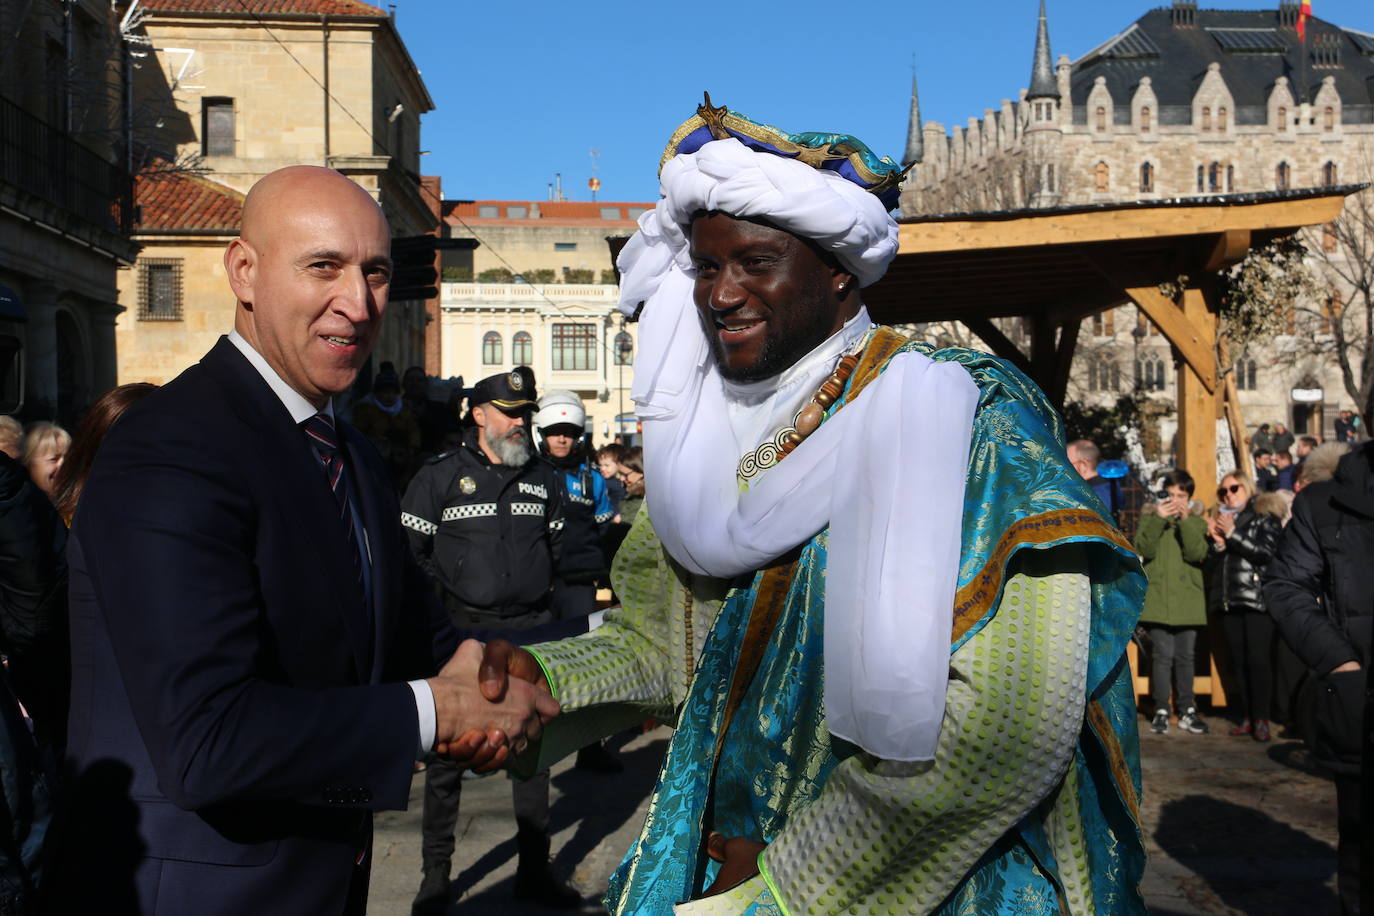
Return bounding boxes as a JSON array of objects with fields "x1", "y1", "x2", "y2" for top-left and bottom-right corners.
[{"x1": 484, "y1": 426, "x2": 533, "y2": 466}]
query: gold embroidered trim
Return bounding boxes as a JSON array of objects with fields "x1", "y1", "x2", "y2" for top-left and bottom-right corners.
[
  {"x1": 1087, "y1": 699, "x2": 1141, "y2": 824},
  {"x1": 952, "y1": 509, "x2": 1135, "y2": 645}
]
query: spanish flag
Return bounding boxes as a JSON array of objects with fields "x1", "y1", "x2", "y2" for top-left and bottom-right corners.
[{"x1": 1297, "y1": 0, "x2": 1311, "y2": 40}]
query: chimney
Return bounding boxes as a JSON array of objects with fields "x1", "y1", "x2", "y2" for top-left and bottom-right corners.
[
  {"x1": 1278, "y1": 0, "x2": 1298, "y2": 29},
  {"x1": 1171, "y1": 0, "x2": 1197, "y2": 28}
]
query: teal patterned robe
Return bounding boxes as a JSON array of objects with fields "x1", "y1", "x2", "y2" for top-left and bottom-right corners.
[{"x1": 527, "y1": 335, "x2": 1147, "y2": 915}]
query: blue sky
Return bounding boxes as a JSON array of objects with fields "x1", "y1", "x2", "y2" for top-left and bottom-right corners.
[{"x1": 394, "y1": 0, "x2": 1372, "y2": 203}]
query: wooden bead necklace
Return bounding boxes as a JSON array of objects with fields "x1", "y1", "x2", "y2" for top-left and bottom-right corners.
[{"x1": 736, "y1": 350, "x2": 862, "y2": 481}]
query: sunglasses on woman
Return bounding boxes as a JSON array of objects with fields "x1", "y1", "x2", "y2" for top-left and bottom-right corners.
[{"x1": 1216, "y1": 483, "x2": 1243, "y2": 497}]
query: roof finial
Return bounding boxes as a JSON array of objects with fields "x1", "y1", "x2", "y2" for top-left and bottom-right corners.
[
  {"x1": 903, "y1": 68, "x2": 924, "y2": 167},
  {"x1": 1028, "y1": 0, "x2": 1059, "y2": 100}
]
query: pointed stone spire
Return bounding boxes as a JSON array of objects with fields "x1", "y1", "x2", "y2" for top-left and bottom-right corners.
[
  {"x1": 903, "y1": 72, "x2": 924, "y2": 166},
  {"x1": 1028, "y1": 0, "x2": 1059, "y2": 100}
]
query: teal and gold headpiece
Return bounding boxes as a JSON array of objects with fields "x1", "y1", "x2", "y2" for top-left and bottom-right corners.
[{"x1": 660, "y1": 93, "x2": 908, "y2": 211}]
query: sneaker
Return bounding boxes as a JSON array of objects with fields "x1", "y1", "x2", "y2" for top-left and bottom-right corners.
[
  {"x1": 412, "y1": 859, "x2": 451, "y2": 916},
  {"x1": 1228, "y1": 718, "x2": 1253, "y2": 736},
  {"x1": 1151, "y1": 709, "x2": 1169, "y2": 734},
  {"x1": 1178, "y1": 708, "x2": 1210, "y2": 734},
  {"x1": 1253, "y1": 718, "x2": 1272, "y2": 742}
]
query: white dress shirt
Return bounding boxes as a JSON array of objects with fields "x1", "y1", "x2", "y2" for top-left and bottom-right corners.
[{"x1": 227, "y1": 331, "x2": 436, "y2": 756}]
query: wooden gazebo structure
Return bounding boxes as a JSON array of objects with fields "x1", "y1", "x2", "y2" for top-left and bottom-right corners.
[{"x1": 866, "y1": 187, "x2": 1355, "y2": 704}]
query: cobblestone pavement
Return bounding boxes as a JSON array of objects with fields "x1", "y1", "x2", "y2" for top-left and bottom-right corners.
[{"x1": 367, "y1": 715, "x2": 1341, "y2": 915}]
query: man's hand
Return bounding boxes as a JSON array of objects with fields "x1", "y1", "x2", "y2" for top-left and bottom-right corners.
[
  {"x1": 479, "y1": 638, "x2": 548, "y2": 700},
  {"x1": 428, "y1": 639, "x2": 559, "y2": 769},
  {"x1": 700, "y1": 833, "x2": 767, "y2": 897}
]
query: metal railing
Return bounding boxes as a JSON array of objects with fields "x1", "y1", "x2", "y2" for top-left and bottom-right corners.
[{"x1": 0, "y1": 94, "x2": 133, "y2": 236}]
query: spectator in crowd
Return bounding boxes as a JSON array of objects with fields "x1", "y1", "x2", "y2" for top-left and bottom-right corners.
[
  {"x1": 1274, "y1": 449, "x2": 1297, "y2": 491},
  {"x1": 1264, "y1": 439, "x2": 1372, "y2": 915},
  {"x1": 21, "y1": 423, "x2": 68, "y2": 501},
  {"x1": 1136, "y1": 469, "x2": 1210, "y2": 735},
  {"x1": 1254, "y1": 449, "x2": 1278, "y2": 492},
  {"x1": 51, "y1": 384, "x2": 158, "y2": 526},
  {"x1": 1272, "y1": 422, "x2": 1296, "y2": 456},
  {"x1": 1251, "y1": 423, "x2": 1274, "y2": 454},
  {"x1": 1333, "y1": 410, "x2": 1357, "y2": 444},
  {"x1": 616, "y1": 447, "x2": 644, "y2": 526},
  {"x1": 1207, "y1": 471, "x2": 1283, "y2": 742},
  {"x1": 1296, "y1": 442, "x2": 1350, "y2": 492},
  {"x1": 403, "y1": 366, "x2": 463, "y2": 456},
  {"x1": 1068, "y1": 439, "x2": 1119, "y2": 519},
  {"x1": 0, "y1": 416, "x2": 22, "y2": 460},
  {"x1": 401, "y1": 371, "x2": 580, "y2": 912},
  {"x1": 352, "y1": 365, "x2": 422, "y2": 489},
  {"x1": 1296, "y1": 435, "x2": 1319, "y2": 462},
  {"x1": 596, "y1": 443, "x2": 627, "y2": 521}
]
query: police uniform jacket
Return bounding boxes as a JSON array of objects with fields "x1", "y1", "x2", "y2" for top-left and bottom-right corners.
[{"x1": 400, "y1": 427, "x2": 564, "y2": 623}]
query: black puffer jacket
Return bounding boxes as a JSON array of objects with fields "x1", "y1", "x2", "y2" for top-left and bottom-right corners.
[
  {"x1": 1208, "y1": 505, "x2": 1282, "y2": 613},
  {"x1": 1262, "y1": 442, "x2": 1374, "y2": 771}
]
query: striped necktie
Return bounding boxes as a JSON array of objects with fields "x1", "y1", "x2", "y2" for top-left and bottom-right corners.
[{"x1": 302, "y1": 412, "x2": 364, "y2": 589}]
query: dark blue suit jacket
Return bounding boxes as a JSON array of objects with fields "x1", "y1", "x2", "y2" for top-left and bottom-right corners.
[{"x1": 58, "y1": 338, "x2": 450, "y2": 914}]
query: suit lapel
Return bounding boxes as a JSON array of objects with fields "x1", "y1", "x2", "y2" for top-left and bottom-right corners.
[{"x1": 200, "y1": 338, "x2": 373, "y2": 680}]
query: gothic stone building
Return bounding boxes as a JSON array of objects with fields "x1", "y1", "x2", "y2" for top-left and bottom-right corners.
[{"x1": 902, "y1": 0, "x2": 1374, "y2": 449}]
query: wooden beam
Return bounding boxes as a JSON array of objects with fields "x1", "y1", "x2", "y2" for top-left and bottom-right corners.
[
  {"x1": 960, "y1": 317, "x2": 1032, "y2": 376},
  {"x1": 1124, "y1": 285, "x2": 1216, "y2": 395},
  {"x1": 898, "y1": 191, "x2": 1350, "y2": 255},
  {"x1": 1048, "y1": 319, "x2": 1081, "y2": 406},
  {"x1": 1205, "y1": 229, "x2": 1252, "y2": 272},
  {"x1": 1176, "y1": 286, "x2": 1219, "y2": 505}
]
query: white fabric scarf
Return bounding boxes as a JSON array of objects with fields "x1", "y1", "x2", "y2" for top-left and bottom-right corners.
[{"x1": 618, "y1": 138, "x2": 977, "y2": 761}]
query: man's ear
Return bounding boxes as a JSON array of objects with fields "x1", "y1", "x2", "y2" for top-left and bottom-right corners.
[
  {"x1": 224, "y1": 238, "x2": 257, "y2": 308},
  {"x1": 470, "y1": 404, "x2": 486, "y2": 430},
  {"x1": 832, "y1": 268, "x2": 858, "y2": 299}
]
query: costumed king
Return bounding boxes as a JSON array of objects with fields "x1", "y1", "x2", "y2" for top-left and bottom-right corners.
[{"x1": 481, "y1": 98, "x2": 1148, "y2": 915}]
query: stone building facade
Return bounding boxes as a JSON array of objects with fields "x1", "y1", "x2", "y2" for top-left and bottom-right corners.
[
  {"x1": 903, "y1": 0, "x2": 1374, "y2": 447},
  {"x1": 115, "y1": 0, "x2": 436, "y2": 386},
  {"x1": 0, "y1": 0, "x2": 138, "y2": 424},
  {"x1": 440, "y1": 201, "x2": 652, "y2": 443}
]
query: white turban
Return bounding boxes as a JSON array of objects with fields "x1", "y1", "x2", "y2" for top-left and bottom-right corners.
[
  {"x1": 616, "y1": 137, "x2": 899, "y2": 318},
  {"x1": 613, "y1": 137, "x2": 977, "y2": 763}
]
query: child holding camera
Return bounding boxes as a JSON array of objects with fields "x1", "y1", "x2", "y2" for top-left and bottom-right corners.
[{"x1": 1135, "y1": 469, "x2": 1211, "y2": 734}]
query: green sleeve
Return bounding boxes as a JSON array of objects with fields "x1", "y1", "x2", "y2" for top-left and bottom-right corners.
[
  {"x1": 521, "y1": 507, "x2": 732, "y2": 772},
  {"x1": 1178, "y1": 514, "x2": 1210, "y2": 565},
  {"x1": 1133, "y1": 511, "x2": 1165, "y2": 559},
  {"x1": 759, "y1": 546, "x2": 1096, "y2": 915}
]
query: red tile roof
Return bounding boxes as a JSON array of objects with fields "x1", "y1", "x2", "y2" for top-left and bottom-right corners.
[
  {"x1": 135, "y1": 169, "x2": 244, "y2": 232},
  {"x1": 138, "y1": 0, "x2": 387, "y2": 17},
  {"x1": 443, "y1": 200, "x2": 656, "y2": 228}
]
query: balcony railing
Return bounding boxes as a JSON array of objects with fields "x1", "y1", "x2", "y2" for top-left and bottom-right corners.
[
  {"x1": 442, "y1": 282, "x2": 619, "y2": 304},
  {"x1": 0, "y1": 94, "x2": 133, "y2": 236}
]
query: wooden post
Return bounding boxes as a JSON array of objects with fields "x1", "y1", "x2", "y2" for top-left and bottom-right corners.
[{"x1": 1175, "y1": 286, "x2": 1219, "y2": 504}]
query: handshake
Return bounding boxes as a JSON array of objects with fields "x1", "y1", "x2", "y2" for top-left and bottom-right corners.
[{"x1": 426, "y1": 638, "x2": 556, "y2": 771}]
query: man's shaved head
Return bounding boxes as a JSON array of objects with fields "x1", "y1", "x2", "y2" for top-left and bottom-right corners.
[{"x1": 225, "y1": 166, "x2": 392, "y2": 406}]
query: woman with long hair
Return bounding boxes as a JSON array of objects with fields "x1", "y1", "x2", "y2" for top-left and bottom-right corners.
[{"x1": 52, "y1": 383, "x2": 157, "y2": 525}]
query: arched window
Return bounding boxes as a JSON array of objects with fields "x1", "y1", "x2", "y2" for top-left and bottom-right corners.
[
  {"x1": 1322, "y1": 161, "x2": 1338, "y2": 186},
  {"x1": 1096, "y1": 106, "x2": 1106, "y2": 132},
  {"x1": 1208, "y1": 161, "x2": 1222, "y2": 192},
  {"x1": 512, "y1": 330, "x2": 532, "y2": 366},
  {"x1": 1088, "y1": 356, "x2": 1121, "y2": 392},
  {"x1": 1218, "y1": 106, "x2": 1228, "y2": 131},
  {"x1": 1140, "y1": 106, "x2": 1151, "y2": 133},
  {"x1": 1234, "y1": 356, "x2": 1258, "y2": 391},
  {"x1": 1324, "y1": 106, "x2": 1335, "y2": 132},
  {"x1": 482, "y1": 331, "x2": 502, "y2": 365},
  {"x1": 1202, "y1": 106, "x2": 1212, "y2": 132},
  {"x1": 1139, "y1": 162, "x2": 1154, "y2": 193},
  {"x1": 613, "y1": 331, "x2": 634, "y2": 366},
  {"x1": 1277, "y1": 106, "x2": 1288, "y2": 132},
  {"x1": 1094, "y1": 161, "x2": 1110, "y2": 193},
  {"x1": 1135, "y1": 352, "x2": 1166, "y2": 391},
  {"x1": 1276, "y1": 161, "x2": 1291, "y2": 190},
  {"x1": 1226, "y1": 164, "x2": 1235, "y2": 192}
]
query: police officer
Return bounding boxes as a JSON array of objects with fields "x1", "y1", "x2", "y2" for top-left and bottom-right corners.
[{"x1": 401, "y1": 370, "x2": 580, "y2": 912}]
